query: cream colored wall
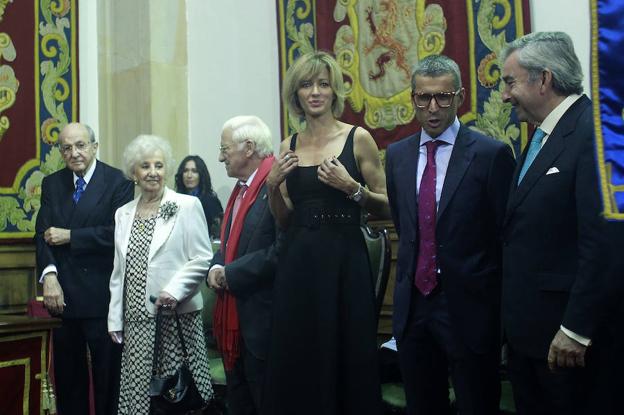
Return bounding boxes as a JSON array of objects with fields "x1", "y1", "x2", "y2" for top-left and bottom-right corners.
[
  {"x1": 79, "y1": 0, "x2": 592, "y2": 203},
  {"x1": 81, "y1": 0, "x2": 189, "y2": 186},
  {"x1": 529, "y1": 0, "x2": 591, "y2": 94},
  {"x1": 185, "y1": 0, "x2": 280, "y2": 204}
]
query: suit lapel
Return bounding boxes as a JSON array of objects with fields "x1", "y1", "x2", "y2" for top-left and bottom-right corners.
[
  {"x1": 71, "y1": 161, "x2": 106, "y2": 226},
  {"x1": 118, "y1": 198, "x2": 139, "y2": 261},
  {"x1": 437, "y1": 127, "x2": 475, "y2": 221},
  {"x1": 236, "y1": 187, "x2": 268, "y2": 255},
  {"x1": 148, "y1": 187, "x2": 178, "y2": 263},
  {"x1": 399, "y1": 134, "x2": 421, "y2": 226},
  {"x1": 59, "y1": 169, "x2": 76, "y2": 224},
  {"x1": 506, "y1": 96, "x2": 590, "y2": 218},
  {"x1": 507, "y1": 133, "x2": 565, "y2": 212}
]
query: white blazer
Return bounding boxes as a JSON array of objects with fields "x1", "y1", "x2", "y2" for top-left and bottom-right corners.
[{"x1": 108, "y1": 187, "x2": 213, "y2": 332}]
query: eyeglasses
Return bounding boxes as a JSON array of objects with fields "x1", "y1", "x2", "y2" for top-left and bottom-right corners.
[
  {"x1": 219, "y1": 140, "x2": 251, "y2": 154},
  {"x1": 59, "y1": 141, "x2": 92, "y2": 155},
  {"x1": 411, "y1": 90, "x2": 461, "y2": 109}
]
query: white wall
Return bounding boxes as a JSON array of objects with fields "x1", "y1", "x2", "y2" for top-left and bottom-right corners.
[
  {"x1": 78, "y1": 0, "x2": 99, "y2": 136},
  {"x1": 530, "y1": 0, "x2": 591, "y2": 94},
  {"x1": 186, "y1": 0, "x2": 280, "y2": 204}
]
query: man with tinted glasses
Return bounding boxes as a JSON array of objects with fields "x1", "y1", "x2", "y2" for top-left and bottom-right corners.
[
  {"x1": 35, "y1": 122, "x2": 133, "y2": 414},
  {"x1": 385, "y1": 55, "x2": 515, "y2": 415}
]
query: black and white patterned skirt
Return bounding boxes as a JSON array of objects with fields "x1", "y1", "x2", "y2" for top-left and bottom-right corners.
[{"x1": 117, "y1": 311, "x2": 214, "y2": 414}]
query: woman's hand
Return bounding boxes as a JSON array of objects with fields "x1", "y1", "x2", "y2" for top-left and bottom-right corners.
[
  {"x1": 318, "y1": 156, "x2": 358, "y2": 194},
  {"x1": 109, "y1": 331, "x2": 123, "y2": 344},
  {"x1": 267, "y1": 150, "x2": 298, "y2": 189},
  {"x1": 155, "y1": 291, "x2": 179, "y2": 310}
]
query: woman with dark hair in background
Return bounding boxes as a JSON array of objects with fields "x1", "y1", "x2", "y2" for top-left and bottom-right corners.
[{"x1": 175, "y1": 155, "x2": 224, "y2": 239}]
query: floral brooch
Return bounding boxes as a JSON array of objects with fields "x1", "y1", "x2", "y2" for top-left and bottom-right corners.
[{"x1": 158, "y1": 201, "x2": 179, "y2": 222}]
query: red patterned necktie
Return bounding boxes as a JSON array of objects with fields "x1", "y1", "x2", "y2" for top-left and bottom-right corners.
[
  {"x1": 415, "y1": 140, "x2": 441, "y2": 295},
  {"x1": 230, "y1": 183, "x2": 248, "y2": 228}
]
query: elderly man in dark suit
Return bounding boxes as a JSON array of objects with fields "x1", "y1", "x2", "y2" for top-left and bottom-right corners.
[
  {"x1": 35, "y1": 122, "x2": 133, "y2": 415},
  {"x1": 500, "y1": 32, "x2": 610, "y2": 415},
  {"x1": 207, "y1": 115, "x2": 278, "y2": 415},
  {"x1": 385, "y1": 55, "x2": 516, "y2": 415}
]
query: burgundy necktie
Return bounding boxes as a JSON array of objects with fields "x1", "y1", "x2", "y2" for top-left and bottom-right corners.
[
  {"x1": 415, "y1": 140, "x2": 441, "y2": 295},
  {"x1": 230, "y1": 183, "x2": 248, "y2": 228}
]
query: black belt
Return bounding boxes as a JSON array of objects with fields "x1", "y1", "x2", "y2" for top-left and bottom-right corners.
[{"x1": 292, "y1": 206, "x2": 361, "y2": 228}]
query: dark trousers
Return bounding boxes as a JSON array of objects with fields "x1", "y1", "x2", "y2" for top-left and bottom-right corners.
[
  {"x1": 507, "y1": 343, "x2": 584, "y2": 415},
  {"x1": 225, "y1": 342, "x2": 266, "y2": 415},
  {"x1": 397, "y1": 290, "x2": 500, "y2": 415},
  {"x1": 53, "y1": 317, "x2": 121, "y2": 415}
]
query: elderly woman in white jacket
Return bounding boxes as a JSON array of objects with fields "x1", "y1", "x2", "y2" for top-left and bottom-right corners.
[{"x1": 108, "y1": 134, "x2": 213, "y2": 413}]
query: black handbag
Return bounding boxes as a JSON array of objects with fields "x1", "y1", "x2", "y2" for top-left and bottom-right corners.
[{"x1": 149, "y1": 307, "x2": 206, "y2": 414}]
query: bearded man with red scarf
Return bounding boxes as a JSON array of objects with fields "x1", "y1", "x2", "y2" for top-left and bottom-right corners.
[{"x1": 207, "y1": 115, "x2": 279, "y2": 415}]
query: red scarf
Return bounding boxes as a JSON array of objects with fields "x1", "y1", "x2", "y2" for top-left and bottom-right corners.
[{"x1": 213, "y1": 155, "x2": 275, "y2": 370}]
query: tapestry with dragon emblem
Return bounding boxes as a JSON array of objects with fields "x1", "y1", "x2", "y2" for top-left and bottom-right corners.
[
  {"x1": 0, "y1": 0, "x2": 77, "y2": 240},
  {"x1": 277, "y1": 0, "x2": 531, "y2": 161}
]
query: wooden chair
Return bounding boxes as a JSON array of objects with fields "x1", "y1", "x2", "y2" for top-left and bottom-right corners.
[{"x1": 360, "y1": 224, "x2": 392, "y2": 325}]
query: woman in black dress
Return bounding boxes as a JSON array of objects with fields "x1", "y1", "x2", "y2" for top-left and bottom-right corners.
[
  {"x1": 175, "y1": 155, "x2": 223, "y2": 239},
  {"x1": 264, "y1": 50, "x2": 390, "y2": 415}
]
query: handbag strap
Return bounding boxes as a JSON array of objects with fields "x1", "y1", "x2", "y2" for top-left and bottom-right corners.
[{"x1": 151, "y1": 307, "x2": 191, "y2": 376}]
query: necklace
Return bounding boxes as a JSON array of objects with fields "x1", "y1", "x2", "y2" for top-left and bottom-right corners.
[{"x1": 136, "y1": 194, "x2": 162, "y2": 219}]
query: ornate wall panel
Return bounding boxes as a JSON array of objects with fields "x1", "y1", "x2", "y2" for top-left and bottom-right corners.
[
  {"x1": 277, "y1": 0, "x2": 531, "y2": 155},
  {"x1": 0, "y1": 0, "x2": 77, "y2": 241}
]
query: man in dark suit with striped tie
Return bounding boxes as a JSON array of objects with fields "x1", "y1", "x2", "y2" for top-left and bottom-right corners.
[
  {"x1": 35, "y1": 122, "x2": 133, "y2": 415},
  {"x1": 386, "y1": 55, "x2": 516, "y2": 415},
  {"x1": 500, "y1": 32, "x2": 610, "y2": 414}
]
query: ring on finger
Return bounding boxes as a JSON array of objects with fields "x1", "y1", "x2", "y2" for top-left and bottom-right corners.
[{"x1": 284, "y1": 154, "x2": 290, "y2": 161}]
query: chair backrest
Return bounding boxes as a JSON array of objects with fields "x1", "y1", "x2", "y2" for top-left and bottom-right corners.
[{"x1": 360, "y1": 224, "x2": 392, "y2": 324}]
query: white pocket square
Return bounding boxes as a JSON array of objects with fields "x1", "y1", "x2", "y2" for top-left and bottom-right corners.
[{"x1": 546, "y1": 167, "x2": 560, "y2": 175}]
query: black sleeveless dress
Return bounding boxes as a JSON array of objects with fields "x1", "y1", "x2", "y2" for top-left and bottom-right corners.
[{"x1": 262, "y1": 127, "x2": 382, "y2": 414}]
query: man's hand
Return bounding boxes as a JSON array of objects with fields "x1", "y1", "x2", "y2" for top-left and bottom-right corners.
[
  {"x1": 207, "y1": 267, "x2": 228, "y2": 290},
  {"x1": 109, "y1": 331, "x2": 123, "y2": 344},
  {"x1": 548, "y1": 329, "x2": 587, "y2": 371},
  {"x1": 44, "y1": 227, "x2": 71, "y2": 245},
  {"x1": 43, "y1": 273, "x2": 65, "y2": 315}
]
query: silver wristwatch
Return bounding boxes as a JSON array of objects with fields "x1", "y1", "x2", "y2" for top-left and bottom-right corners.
[{"x1": 347, "y1": 184, "x2": 364, "y2": 202}]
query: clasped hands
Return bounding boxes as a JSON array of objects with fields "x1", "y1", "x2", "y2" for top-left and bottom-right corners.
[
  {"x1": 108, "y1": 291, "x2": 178, "y2": 344},
  {"x1": 268, "y1": 150, "x2": 357, "y2": 194},
  {"x1": 547, "y1": 329, "x2": 587, "y2": 371}
]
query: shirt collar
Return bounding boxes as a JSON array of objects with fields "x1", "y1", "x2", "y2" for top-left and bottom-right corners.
[
  {"x1": 240, "y1": 168, "x2": 258, "y2": 188},
  {"x1": 73, "y1": 159, "x2": 97, "y2": 187},
  {"x1": 420, "y1": 117, "x2": 460, "y2": 146},
  {"x1": 537, "y1": 94, "x2": 582, "y2": 135}
]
